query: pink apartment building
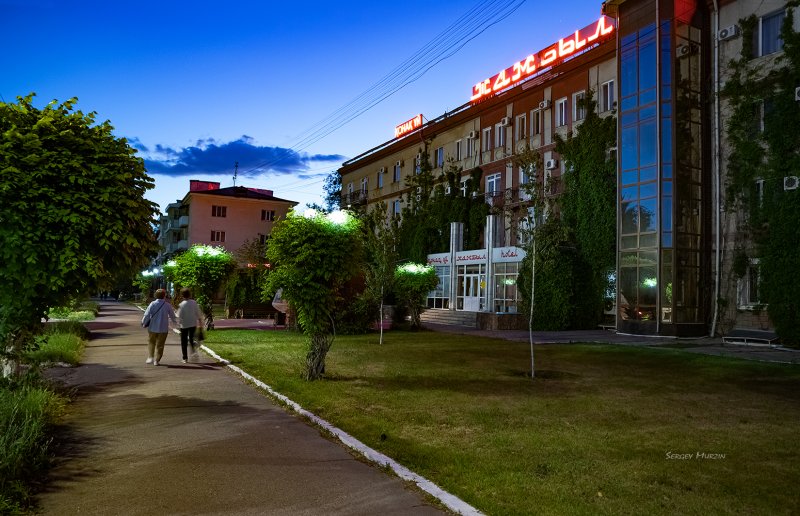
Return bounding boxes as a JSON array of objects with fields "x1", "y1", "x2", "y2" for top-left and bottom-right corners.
[{"x1": 157, "y1": 180, "x2": 297, "y2": 264}]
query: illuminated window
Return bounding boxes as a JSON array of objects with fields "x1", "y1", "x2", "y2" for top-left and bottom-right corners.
[
  {"x1": 515, "y1": 114, "x2": 527, "y2": 141},
  {"x1": 601, "y1": 80, "x2": 615, "y2": 112},
  {"x1": 482, "y1": 127, "x2": 492, "y2": 152},
  {"x1": 210, "y1": 230, "x2": 225, "y2": 242},
  {"x1": 455, "y1": 140, "x2": 463, "y2": 161},
  {"x1": 573, "y1": 91, "x2": 586, "y2": 121},
  {"x1": 556, "y1": 98, "x2": 568, "y2": 127},
  {"x1": 261, "y1": 209, "x2": 275, "y2": 221},
  {"x1": 494, "y1": 124, "x2": 506, "y2": 149},
  {"x1": 377, "y1": 169, "x2": 384, "y2": 188},
  {"x1": 752, "y1": 9, "x2": 785, "y2": 57},
  {"x1": 211, "y1": 205, "x2": 227, "y2": 217},
  {"x1": 435, "y1": 146, "x2": 444, "y2": 168}
]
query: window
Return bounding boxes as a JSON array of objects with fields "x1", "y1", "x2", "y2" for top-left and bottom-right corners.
[
  {"x1": 210, "y1": 230, "x2": 225, "y2": 243},
  {"x1": 211, "y1": 205, "x2": 227, "y2": 217},
  {"x1": 738, "y1": 259, "x2": 761, "y2": 308},
  {"x1": 393, "y1": 162, "x2": 401, "y2": 182},
  {"x1": 752, "y1": 9, "x2": 785, "y2": 57},
  {"x1": 520, "y1": 166, "x2": 534, "y2": 201},
  {"x1": 466, "y1": 137, "x2": 475, "y2": 158},
  {"x1": 573, "y1": 91, "x2": 586, "y2": 121},
  {"x1": 435, "y1": 146, "x2": 445, "y2": 168},
  {"x1": 494, "y1": 124, "x2": 506, "y2": 149},
  {"x1": 392, "y1": 199, "x2": 401, "y2": 216},
  {"x1": 515, "y1": 114, "x2": 527, "y2": 141},
  {"x1": 455, "y1": 140, "x2": 463, "y2": 161},
  {"x1": 360, "y1": 177, "x2": 368, "y2": 193},
  {"x1": 377, "y1": 169, "x2": 384, "y2": 188},
  {"x1": 601, "y1": 80, "x2": 615, "y2": 112},
  {"x1": 482, "y1": 127, "x2": 492, "y2": 152},
  {"x1": 531, "y1": 110, "x2": 542, "y2": 135},
  {"x1": 486, "y1": 173, "x2": 501, "y2": 194},
  {"x1": 259, "y1": 233, "x2": 267, "y2": 245},
  {"x1": 460, "y1": 177, "x2": 469, "y2": 197},
  {"x1": 556, "y1": 97, "x2": 568, "y2": 127},
  {"x1": 261, "y1": 209, "x2": 275, "y2": 221}
]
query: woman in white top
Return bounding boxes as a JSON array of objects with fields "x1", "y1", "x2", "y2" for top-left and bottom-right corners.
[{"x1": 176, "y1": 288, "x2": 204, "y2": 363}]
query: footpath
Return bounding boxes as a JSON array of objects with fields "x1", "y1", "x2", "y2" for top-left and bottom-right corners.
[{"x1": 38, "y1": 302, "x2": 444, "y2": 515}]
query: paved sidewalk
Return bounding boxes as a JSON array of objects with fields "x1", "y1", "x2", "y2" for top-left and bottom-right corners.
[
  {"x1": 422, "y1": 323, "x2": 800, "y2": 364},
  {"x1": 39, "y1": 302, "x2": 444, "y2": 515}
]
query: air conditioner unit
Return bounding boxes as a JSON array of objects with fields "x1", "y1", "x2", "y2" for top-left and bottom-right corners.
[
  {"x1": 795, "y1": 87, "x2": 800, "y2": 101},
  {"x1": 396, "y1": 160, "x2": 403, "y2": 168},
  {"x1": 538, "y1": 99, "x2": 551, "y2": 110},
  {"x1": 467, "y1": 130, "x2": 478, "y2": 139},
  {"x1": 784, "y1": 176, "x2": 799, "y2": 191},
  {"x1": 677, "y1": 44, "x2": 693, "y2": 58},
  {"x1": 500, "y1": 116, "x2": 511, "y2": 127},
  {"x1": 718, "y1": 25, "x2": 740, "y2": 41},
  {"x1": 545, "y1": 159, "x2": 558, "y2": 170}
]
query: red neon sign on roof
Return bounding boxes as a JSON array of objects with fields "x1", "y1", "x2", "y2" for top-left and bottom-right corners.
[
  {"x1": 470, "y1": 15, "x2": 615, "y2": 102},
  {"x1": 395, "y1": 113, "x2": 423, "y2": 138}
]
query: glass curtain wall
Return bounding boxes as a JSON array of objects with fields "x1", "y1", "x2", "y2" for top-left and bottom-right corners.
[{"x1": 617, "y1": 0, "x2": 707, "y2": 335}]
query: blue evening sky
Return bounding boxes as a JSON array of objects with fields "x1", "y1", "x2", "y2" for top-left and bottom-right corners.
[{"x1": 1, "y1": 0, "x2": 603, "y2": 212}]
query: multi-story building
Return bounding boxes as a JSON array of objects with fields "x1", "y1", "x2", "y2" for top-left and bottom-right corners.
[
  {"x1": 339, "y1": 15, "x2": 617, "y2": 321},
  {"x1": 157, "y1": 180, "x2": 297, "y2": 265},
  {"x1": 342, "y1": 1, "x2": 798, "y2": 338}
]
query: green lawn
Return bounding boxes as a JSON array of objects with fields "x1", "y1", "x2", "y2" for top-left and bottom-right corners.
[{"x1": 205, "y1": 329, "x2": 800, "y2": 515}]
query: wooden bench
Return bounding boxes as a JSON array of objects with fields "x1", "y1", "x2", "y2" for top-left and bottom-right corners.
[{"x1": 722, "y1": 328, "x2": 779, "y2": 346}]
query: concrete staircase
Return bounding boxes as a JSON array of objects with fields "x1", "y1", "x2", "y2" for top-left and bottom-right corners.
[{"x1": 420, "y1": 309, "x2": 478, "y2": 328}]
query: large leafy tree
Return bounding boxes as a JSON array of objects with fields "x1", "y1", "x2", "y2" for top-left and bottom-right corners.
[
  {"x1": 0, "y1": 95, "x2": 159, "y2": 376},
  {"x1": 265, "y1": 209, "x2": 362, "y2": 380},
  {"x1": 393, "y1": 263, "x2": 439, "y2": 329},
  {"x1": 162, "y1": 245, "x2": 236, "y2": 328}
]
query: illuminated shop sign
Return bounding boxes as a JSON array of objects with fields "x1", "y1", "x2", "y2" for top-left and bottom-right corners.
[
  {"x1": 470, "y1": 15, "x2": 615, "y2": 102},
  {"x1": 395, "y1": 113, "x2": 423, "y2": 138}
]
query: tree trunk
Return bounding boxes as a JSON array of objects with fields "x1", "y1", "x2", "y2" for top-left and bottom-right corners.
[{"x1": 304, "y1": 333, "x2": 333, "y2": 381}]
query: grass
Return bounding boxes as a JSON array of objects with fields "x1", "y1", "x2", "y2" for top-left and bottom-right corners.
[
  {"x1": 205, "y1": 329, "x2": 800, "y2": 515},
  {"x1": 23, "y1": 333, "x2": 85, "y2": 367}
]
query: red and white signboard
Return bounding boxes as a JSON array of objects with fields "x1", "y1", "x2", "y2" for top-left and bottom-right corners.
[
  {"x1": 470, "y1": 15, "x2": 615, "y2": 102},
  {"x1": 395, "y1": 113, "x2": 423, "y2": 138}
]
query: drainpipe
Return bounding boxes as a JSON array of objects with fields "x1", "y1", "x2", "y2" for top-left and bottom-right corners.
[{"x1": 710, "y1": 0, "x2": 722, "y2": 338}]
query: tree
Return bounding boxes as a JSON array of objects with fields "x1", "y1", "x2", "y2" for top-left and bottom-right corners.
[
  {"x1": 162, "y1": 245, "x2": 236, "y2": 328},
  {"x1": 0, "y1": 95, "x2": 159, "y2": 376},
  {"x1": 362, "y1": 205, "x2": 400, "y2": 344},
  {"x1": 393, "y1": 263, "x2": 439, "y2": 329},
  {"x1": 264, "y1": 209, "x2": 362, "y2": 380},
  {"x1": 226, "y1": 238, "x2": 269, "y2": 316}
]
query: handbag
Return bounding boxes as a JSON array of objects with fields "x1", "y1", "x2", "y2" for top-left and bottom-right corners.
[{"x1": 143, "y1": 300, "x2": 165, "y2": 328}]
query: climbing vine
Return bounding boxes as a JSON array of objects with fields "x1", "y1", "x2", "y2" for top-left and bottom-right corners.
[{"x1": 721, "y1": 6, "x2": 800, "y2": 343}]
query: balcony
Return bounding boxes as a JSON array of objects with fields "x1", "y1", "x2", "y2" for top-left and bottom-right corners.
[
  {"x1": 178, "y1": 215, "x2": 189, "y2": 227},
  {"x1": 341, "y1": 191, "x2": 368, "y2": 207},
  {"x1": 168, "y1": 240, "x2": 189, "y2": 254}
]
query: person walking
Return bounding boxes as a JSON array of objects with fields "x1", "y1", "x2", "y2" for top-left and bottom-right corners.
[
  {"x1": 176, "y1": 288, "x2": 204, "y2": 363},
  {"x1": 141, "y1": 289, "x2": 177, "y2": 366}
]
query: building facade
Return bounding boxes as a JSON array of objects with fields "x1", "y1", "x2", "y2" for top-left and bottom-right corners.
[
  {"x1": 157, "y1": 180, "x2": 297, "y2": 265},
  {"x1": 339, "y1": 16, "x2": 618, "y2": 318}
]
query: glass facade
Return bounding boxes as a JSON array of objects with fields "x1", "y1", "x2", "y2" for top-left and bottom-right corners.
[{"x1": 617, "y1": 0, "x2": 708, "y2": 335}]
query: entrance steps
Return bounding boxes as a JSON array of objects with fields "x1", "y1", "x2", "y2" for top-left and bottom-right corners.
[{"x1": 420, "y1": 309, "x2": 477, "y2": 328}]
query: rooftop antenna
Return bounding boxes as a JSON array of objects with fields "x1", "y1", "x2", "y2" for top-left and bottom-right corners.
[{"x1": 232, "y1": 161, "x2": 239, "y2": 186}]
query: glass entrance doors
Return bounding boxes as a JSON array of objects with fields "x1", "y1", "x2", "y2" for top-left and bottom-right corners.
[{"x1": 457, "y1": 264, "x2": 486, "y2": 311}]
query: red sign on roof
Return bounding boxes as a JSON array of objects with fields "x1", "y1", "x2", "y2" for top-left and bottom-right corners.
[{"x1": 189, "y1": 180, "x2": 221, "y2": 192}]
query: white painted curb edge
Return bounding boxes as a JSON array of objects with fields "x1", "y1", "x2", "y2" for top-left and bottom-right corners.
[{"x1": 201, "y1": 345, "x2": 484, "y2": 516}]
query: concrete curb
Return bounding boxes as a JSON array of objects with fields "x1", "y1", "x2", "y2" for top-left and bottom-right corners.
[{"x1": 201, "y1": 344, "x2": 484, "y2": 516}]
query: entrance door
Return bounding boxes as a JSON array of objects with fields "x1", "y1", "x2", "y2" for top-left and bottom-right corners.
[{"x1": 458, "y1": 265, "x2": 485, "y2": 311}]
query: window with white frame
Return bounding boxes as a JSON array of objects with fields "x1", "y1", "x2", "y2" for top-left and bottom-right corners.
[
  {"x1": 482, "y1": 127, "x2": 492, "y2": 152},
  {"x1": 493, "y1": 262, "x2": 520, "y2": 313},
  {"x1": 435, "y1": 146, "x2": 445, "y2": 168},
  {"x1": 455, "y1": 140, "x2": 463, "y2": 161},
  {"x1": 360, "y1": 177, "x2": 368, "y2": 194},
  {"x1": 601, "y1": 80, "x2": 615, "y2": 112},
  {"x1": 515, "y1": 114, "x2": 527, "y2": 141},
  {"x1": 261, "y1": 209, "x2": 275, "y2": 221},
  {"x1": 486, "y1": 173, "x2": 501, "y2": 194},
  {"x1": 466, "y1": 137, "x2": 475, "y2": 157},
  {"x1": 531, "y1": 110, "x2": 542, "y2": 135},
  {"x1": 520, "y1": 165, "x2": 534, "y2": 200},
  {"x1": 393, "y1": 162, "x2": 401, "y2": 182},
  {"x1": 494, "y1": 124, "x2": 506, "y2": 149},
  {"x1": 556, "y1": 97, "x2": 568, "y2": 127},
  {"x1": 752, "y1": 9, "x2": 786, "y2": 57},
  {"x1": 460, "y1": 177, "x2": 469, "y2": 197},
  {"x1": 738, "y1": 258, "x2": 761, "y2": 308},
  {"x1": 377, "y1": 169, "x2": 384, "y2": 188},
  {"x1": 573, "y1": 91, "x2": 586, "y2": 122}
]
